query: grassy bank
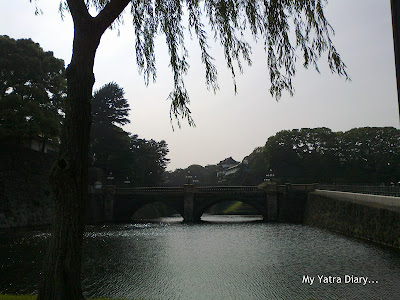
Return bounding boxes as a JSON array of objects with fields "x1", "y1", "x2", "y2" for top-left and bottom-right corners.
[
  {"x1": 0, "y1": 295, "x2": 124, "y2": 300},
  {"x1": 0, "y1": 295, "x2": 36, "y2": 300}
]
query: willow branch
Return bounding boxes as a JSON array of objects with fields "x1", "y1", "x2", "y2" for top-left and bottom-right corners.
[{"x1": 94, "y1": 0, "x2": 131, "y2": 34}]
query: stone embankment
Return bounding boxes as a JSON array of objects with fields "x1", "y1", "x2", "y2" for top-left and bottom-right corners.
[
  {"x1": 304, "y1": 190, "x2": 400, "y2": 248},
  {"x1": 0, "y1": 145, "x2": 55, "y2": 228}
]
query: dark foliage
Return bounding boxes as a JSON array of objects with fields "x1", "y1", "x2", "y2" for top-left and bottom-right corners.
[
  {"x1": 0, "y1": 35, "x2": 66, "y2": 142},
  {"x1": 89, "y1": 82, "x2": 169, "y2": 186},
  {"x1": 92, "y1": 82, "x2": 130, "y2": 126},
  {"x1": 264, "y1": 127, "x2": 400, "y2": 184}
]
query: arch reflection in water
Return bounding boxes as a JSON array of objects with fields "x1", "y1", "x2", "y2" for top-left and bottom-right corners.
[{"x1": 131, "y1": 201, "x2": 183, "y2": 222}]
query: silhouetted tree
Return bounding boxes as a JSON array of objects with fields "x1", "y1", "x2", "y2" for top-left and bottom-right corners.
[
  {"x1": 90, "y1": 123, "x2": 132, "y2": 177},
  {"x1": 89, "y1": 82, "x2": 132, "y2": 178},
  {"x1": 264, "y1": 127, "x2": 400, "y2": 184},
  {"x1": 166, "y1": 164, "x2": 222, "y2": 186},
  {"x1": 130, "y1": 135, "x2": 170, "y2": 186},
  {"x1": 92, "y1": 82, "x2": 130, "y2": 126},
  {"x1": 89, "y1": 83, "x2": 169, "y2": 186},
  {"x1": 337, "y1": 127, "x2": 400, "y2": 184},
  {"x1": 0, "y1": 35, "x2": 66, "y2": 144}
]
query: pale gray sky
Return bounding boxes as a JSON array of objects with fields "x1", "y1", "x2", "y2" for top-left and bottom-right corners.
[{"x1": 1, "y1": 0, "x2": 399, "y2": 170}]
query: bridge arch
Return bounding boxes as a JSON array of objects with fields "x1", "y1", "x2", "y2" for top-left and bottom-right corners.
[
  {"x1": 113, "y1": 193, "x2": 184, "y2": 222},
  {"x1": 193, "y1": 193, "x2": 267, "y2": 221},
  {"x1": 131, "y1": 201, "x2": 183, "y2": 221}
]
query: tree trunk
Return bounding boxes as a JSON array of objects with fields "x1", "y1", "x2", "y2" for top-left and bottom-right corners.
[
  {"x1": 391, "y1": 0, "x2": 400, "y2": 119},
  {"x1": 34, "y1": 0, "x2": 131, "y2": 297},
  {"x1": 37, "y1": 24, "x2": 101, "y2": 300}
]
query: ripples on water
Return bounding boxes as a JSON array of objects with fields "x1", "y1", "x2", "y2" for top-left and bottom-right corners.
[{"x1": 1, "y1": 215, "x2": 400, "y2": 300}]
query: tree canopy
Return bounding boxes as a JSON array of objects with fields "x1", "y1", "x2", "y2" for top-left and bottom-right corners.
[
  {"x1": 130, "y1": 135, "x2": 170, "y2": 185},
  {"x1": 175, "y1": 127, "x2": 400, "y2": 186},
  {"x1": 90, "y1": 82, "x2": 169, "y2": 186},
  {"x1": 92, "y1": 82, "x2": 130, "y2": 126},
  {"x1": 263, "y1": 127, "x2": 400, "y2": 184},
  {"x1": 165, "y1": 164, "x2": 219, "y2": 186},
  {"x1": 0, "y1": 35, "x2": 66, "y2": 142}
]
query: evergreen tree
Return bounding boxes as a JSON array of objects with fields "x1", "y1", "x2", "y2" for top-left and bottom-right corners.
[
  {"x1": 90, "y1": 82, "x2": 169, "y2": 186},
  {"x1": 92, "y1": 82, "x2": 130, "y2": 126},
  {"x1": 0, "y1": 35, "x2": 66, "y2": 144}
]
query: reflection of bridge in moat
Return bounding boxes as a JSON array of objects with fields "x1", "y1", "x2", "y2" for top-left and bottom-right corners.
[{"x1": 87, "y1": 184, "x2": 315, "y2": 223}]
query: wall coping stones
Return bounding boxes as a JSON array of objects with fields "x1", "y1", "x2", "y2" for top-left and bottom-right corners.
[{"x1": 314, "y1": 189, "x2": 400, "y2": 211}]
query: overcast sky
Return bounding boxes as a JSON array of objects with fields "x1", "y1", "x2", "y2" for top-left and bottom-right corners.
[{"x1": 1, "y1": 0, "x2": 399, "y2": 171}]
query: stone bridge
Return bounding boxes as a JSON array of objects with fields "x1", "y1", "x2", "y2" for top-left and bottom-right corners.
[{"x1": 87, "y1": 184, "x2": 315, "y2": 223}]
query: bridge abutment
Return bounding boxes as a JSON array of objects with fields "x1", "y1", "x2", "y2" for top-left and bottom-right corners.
[
  {"x1": 265, "y1": 183, "x2": 278, "y2": 221},
  {"x1": 104, "y1": 185, "x2": 116, "y2": 222},
  {"x1": 183, "y1": 184, "x2": 196, "y2": 222},
  {"x1": 86, "y1": 186, "x2": 105, "y2": 223}
]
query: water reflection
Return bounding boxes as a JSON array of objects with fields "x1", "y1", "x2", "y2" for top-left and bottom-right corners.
[{"x1": 1, "y1": 216, "x2": 400, "y2": 300}]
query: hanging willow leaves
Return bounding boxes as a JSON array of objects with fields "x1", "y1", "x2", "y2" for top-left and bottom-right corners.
[{"x1": 49, "y1": 0, "x2": 349, "y2": 126}]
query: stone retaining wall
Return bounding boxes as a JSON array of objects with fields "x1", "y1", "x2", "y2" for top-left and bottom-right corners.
[
  {"x1": 304, "y1": 191, "x2": 400, "y2": 248},
  {"x1": 0, "y1": 145, "x2": 55, "y2": 228}
]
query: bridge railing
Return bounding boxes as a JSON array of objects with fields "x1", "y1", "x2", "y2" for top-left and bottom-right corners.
[
  {"x1": 316, "y1": 184, "x2": 400, "y2": 197},
  {"x1": 116, "y1": 187, "x2": 184, "y2": 194},
  {"x1": 276, "y1": 184, "x2": 316, "y2": 192},
  {"x1": 103, "y1": 184, "x2": 316, "y2": 194},
  {"x1": 196, "y1": 186, "x2": 261, "y2": 192}
]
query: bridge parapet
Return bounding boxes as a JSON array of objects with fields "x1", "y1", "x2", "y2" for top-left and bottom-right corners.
[
  {"x1": 196, "y1": 186, "x2": 261, "y2": 193},
  {"x1": 277, "y1": 184, "x2": 316, "y2": 192},
  {"x1": 93, "y1": 184, "x2": 316, "y2": 195},
  {"x1": 116, "y1": 187, "x2": 184, "y2": 194}
]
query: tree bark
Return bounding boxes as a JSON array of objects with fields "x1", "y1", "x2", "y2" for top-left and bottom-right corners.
[
  {"x1": 37, "y1": 19, "x2": 101, "y2": 300},
  {"x1": 36, "y1": 2, "x2": 131, "y2": 299},
  {"x1": 391, "y1": 0, "x2": 400, "y2": 119}
]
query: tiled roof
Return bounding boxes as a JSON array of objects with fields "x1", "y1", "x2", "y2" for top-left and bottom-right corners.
[{"x1": 218, "y1": 157, "x2": 240, "y2": 166}]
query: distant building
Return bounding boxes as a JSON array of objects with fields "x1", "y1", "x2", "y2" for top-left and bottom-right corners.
[
  {"x1": 218, "y1": 157, "x2": 240, "y2": 169},
  {"x1": 217, "y1": 157, "x2": 240, "y2": 177},
  {"x1": 224, "y1": 164, "x2": 241, "y2": 176}
]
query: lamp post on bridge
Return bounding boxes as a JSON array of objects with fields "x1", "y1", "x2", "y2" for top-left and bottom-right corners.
[
  {"x1": 104, "y1": 171, "x2": 116, "y2": 221},
  {"x1": 264, "y1": 169, "x2": 275, "y2": 183},
  {"x1": 183, "y1": 171, "x2": 195, "y2": 221},
  {"x1": 186, "y1": 171, "x2": 193, "y2": 184},
  {"x1": 107, "y1": 172, "x2": 115, "y2": 186},
  {"x1": 217, "y1": 172, "x2": 226, "y2": 185},
  {"x1": 124, "y1": 177, "x2": 131, "y2": 185},
  {"x1": 264, "y1": 169, "x2": 278, "y2": 221}
]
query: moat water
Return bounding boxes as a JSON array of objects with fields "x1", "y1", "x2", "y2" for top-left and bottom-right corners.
[{"x1": 1, "y1": 215, "x2": 400, "y2": 300}]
